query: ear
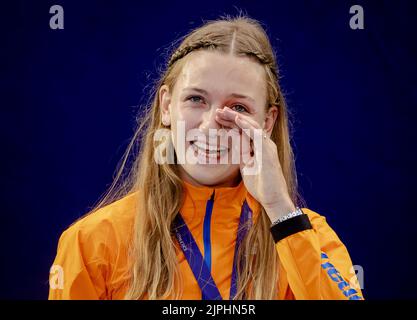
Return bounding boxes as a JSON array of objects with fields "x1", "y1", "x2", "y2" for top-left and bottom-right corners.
[
  {"x1": 159, "y1": 84, "x2": 172, "y2": 126},
  {"x1": 263, "y1": 105, "x2": 278, "y2": 133}
]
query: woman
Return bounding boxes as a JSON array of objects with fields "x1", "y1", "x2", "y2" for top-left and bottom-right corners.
[{"x1": 48, "y1": 16, "x2": 363, "y2": 300}]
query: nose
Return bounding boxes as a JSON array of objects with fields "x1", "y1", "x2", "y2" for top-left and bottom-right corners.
[{"x1": 199, "y1": 106, "x2": 222, "y2": 134}]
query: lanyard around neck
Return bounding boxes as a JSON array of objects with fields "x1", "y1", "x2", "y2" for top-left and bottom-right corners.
[{"x1": 173, "y1": 199, "x2": 253, "y2": 300}]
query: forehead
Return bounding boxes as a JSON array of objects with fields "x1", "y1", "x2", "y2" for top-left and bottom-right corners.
[{"x1": 174, "y1": 51, "x2": 267, "y2": 102}]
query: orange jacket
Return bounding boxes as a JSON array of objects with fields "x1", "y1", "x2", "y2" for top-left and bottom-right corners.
[{"x1": 48, "y1": 180, "x2": 364, "y2": 300}]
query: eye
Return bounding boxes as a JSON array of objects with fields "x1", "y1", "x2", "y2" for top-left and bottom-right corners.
[
  {"x1": 231, "y1": 104, "x2": 248, "y2": 113},
  {"x1": 187, "y1": 95, "x2": 205, "y2": 104}
]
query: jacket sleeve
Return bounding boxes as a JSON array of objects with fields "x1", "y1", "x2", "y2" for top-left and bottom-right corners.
[
  {"x1": 272, "y1": 208, "x2": 364, "y2": 300},
  {"x1": 48, "y1": 221, "x2": 110, "y2": 300}
]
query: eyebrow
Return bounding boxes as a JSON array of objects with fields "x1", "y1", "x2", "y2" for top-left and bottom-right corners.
[{"x1": 182, "y1": 87, "x2": 256, "y2": 104}]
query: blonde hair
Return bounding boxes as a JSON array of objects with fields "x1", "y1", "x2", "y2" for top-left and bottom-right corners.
[{"x1": 86, "y1": 15, "x2": 303, "y2": 300}]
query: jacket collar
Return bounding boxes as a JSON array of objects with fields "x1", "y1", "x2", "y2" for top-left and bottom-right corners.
[{"x1": 180, "y1": 178, "x2": 262, "y2": 224}]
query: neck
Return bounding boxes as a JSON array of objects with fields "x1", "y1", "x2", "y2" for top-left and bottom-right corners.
[{"x1": 178, "y1": 167, "x2": 242, "y2": 188}]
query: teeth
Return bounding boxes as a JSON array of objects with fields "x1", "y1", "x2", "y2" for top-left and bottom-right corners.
[
  {"x1": 191, "y1": 141, "x2": 228, "y2": 160},
  {"x1": 193, "y1": 141, "x2": 228, "y2": 152}
]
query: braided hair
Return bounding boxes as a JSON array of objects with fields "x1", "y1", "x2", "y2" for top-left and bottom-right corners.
[{"x1": 166, "y1": 19, "x2": 282, "y2": 108}]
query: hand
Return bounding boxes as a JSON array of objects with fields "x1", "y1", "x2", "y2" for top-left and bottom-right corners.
[{"x1": 216, "y1": 107, "x2": 296, "y2": 222}]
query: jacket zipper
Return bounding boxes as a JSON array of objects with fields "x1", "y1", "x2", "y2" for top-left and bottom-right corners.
[{"x1": 203, "y1": 190, "x2": 215, "y2": 271}]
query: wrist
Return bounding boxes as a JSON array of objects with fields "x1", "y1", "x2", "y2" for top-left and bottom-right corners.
[
  {"x1": 270, "y1": 207, "x2": 304, "y2": 227},
  {"x1": 269, "y1": 209, "x2": 313, "y2": 243},
  {"x1": 264, "y1": 198, "x2": 296, "y2": 223}
]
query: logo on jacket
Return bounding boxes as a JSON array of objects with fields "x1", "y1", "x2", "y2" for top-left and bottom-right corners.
[{"x1": 321, "y1": 252, "x2": 363, "y2": 300}]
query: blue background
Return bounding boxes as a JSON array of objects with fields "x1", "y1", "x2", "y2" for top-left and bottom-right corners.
[{"x1": 1, "y1": 0, "x2": 416, "y2": 299}]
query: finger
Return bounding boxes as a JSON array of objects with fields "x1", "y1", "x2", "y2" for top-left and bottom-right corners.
[
  {"x1": 215, "y1": 114, "x2": 239, "y2": 130},
  {"x1": 236, "y1": 116, "x2": 264, "y2": 164},
  {"x1": 235, "y1": 115, "x2": 263, "y2": 141},
  {"x1": 239, "y1": 127, "x2": 253, "y2": 165},
  {"x1": 216, "y1": 107, "x2": 245, "y2": 124},
  {"x1": 220, "y1": 107, "x2": 261, "y2": 129}
]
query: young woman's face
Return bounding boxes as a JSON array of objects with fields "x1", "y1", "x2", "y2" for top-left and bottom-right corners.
[{"x1": 159, "y1": 50, "x2": 274, "y2": 187}]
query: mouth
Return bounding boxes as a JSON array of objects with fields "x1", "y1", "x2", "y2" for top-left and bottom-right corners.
[{"x1": 190, "y1": 141, "x2": 229, "y2": 160}]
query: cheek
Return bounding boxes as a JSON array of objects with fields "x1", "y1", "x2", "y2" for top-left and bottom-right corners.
[
  {"x1": 175, "y1": 105, "x2": 202, "y2": 130},
  {"x1": 170, "y1": 112, "x2": 198, "y2": 147},
  {"x1": 252, "y1": 111, "x2": 266, "y2": 127}
]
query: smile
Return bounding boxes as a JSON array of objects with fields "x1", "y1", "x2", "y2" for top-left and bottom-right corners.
[{"x1": 191, "y1": 141, "x2": 228, "y2": 159}]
